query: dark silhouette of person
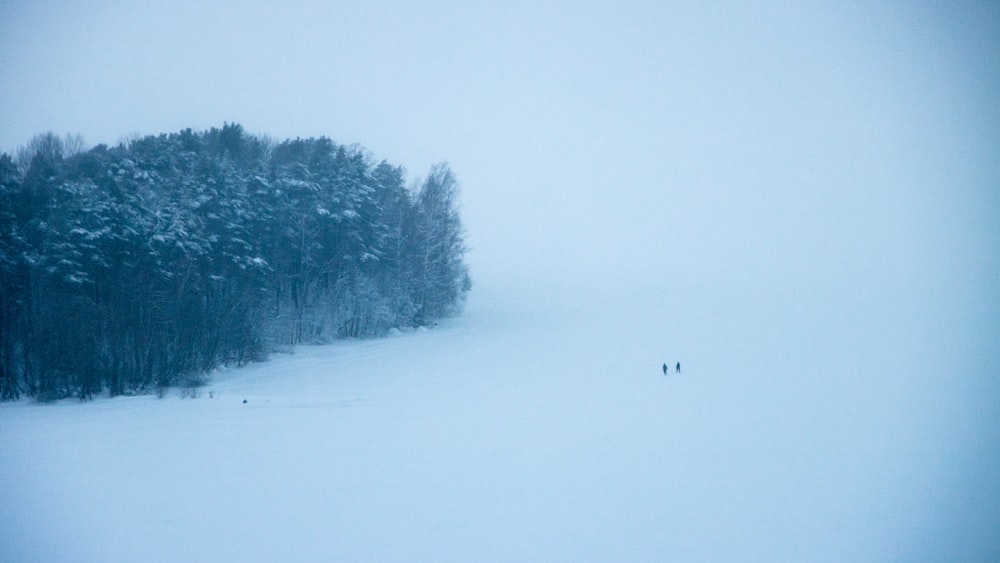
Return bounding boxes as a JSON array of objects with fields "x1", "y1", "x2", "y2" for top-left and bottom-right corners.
[
  {"x1": 676, "y1": 362, "x2": 681, "y2": 374},
  {"x1": 662, "y1": 363, "x2": 668, "y2": 375}
]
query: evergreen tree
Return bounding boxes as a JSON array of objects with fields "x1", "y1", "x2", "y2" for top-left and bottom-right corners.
[{"x1": 0, "y1": 125, "x2": 470, "y2": 400}]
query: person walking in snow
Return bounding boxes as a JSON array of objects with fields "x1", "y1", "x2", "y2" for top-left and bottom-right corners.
[
  {"x1": 675, "y1": 362, "x2": 681, "y2": 374},
  {"x1": 662, "y1": 363, "x2": 668, "y2": 375}
]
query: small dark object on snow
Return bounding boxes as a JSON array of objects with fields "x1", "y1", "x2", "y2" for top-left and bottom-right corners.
[
  {"x1": 676, "y1": 362, "x2": 681, "y2": 374},
  {"x1": 662, "y1": 363, "x2": 668, "y2": 375},
  {"x1": 242, "y1": 399, "x2": 247, "y2": 404}
]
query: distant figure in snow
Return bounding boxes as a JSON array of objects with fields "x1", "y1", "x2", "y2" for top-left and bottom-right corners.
[
  {"x1": 663, "y1": 363, "x2": 669, "y2": 375},
  {"x1": 675, "y1": 362, "x2": 681, "y2": 374}
]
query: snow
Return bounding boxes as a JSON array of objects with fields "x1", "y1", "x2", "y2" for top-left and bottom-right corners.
[
  {"x1": 3, "y1": 3, "x2": 997, "y2": 558},
  {"x1": 1, "y1": 275, "x2": 997, "y2": 562}
]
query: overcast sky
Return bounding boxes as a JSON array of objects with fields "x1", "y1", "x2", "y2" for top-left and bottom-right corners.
[
  {"x1": 3, "y1": 3, "x2": 999, "y2": 552},
  {"x1": 2, "y1": 1, "x2": 998, "y2": 293}
]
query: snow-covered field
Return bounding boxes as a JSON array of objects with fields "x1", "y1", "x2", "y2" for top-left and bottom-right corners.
[{"x1": 2, "y1": 275, "x2": 997, "y2": 562}]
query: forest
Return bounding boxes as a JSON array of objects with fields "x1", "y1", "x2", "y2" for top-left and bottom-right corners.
[{"x1": 0, "y1": 124, "x2": 470, "y2": 400}]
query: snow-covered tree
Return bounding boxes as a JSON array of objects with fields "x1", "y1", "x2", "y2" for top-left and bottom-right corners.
[
  {"x1": 409, "y1": 163, "x2": 471, "y2": 324},
  {"x1": 0, "y1": 125, "x2": 471, "y2": 400}
]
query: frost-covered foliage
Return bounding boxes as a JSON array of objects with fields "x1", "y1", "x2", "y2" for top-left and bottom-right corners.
[{"x1": 0, "y1": 125, "x2": 470, "y2": 400}]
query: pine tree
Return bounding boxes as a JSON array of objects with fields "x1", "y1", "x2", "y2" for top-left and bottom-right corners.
[{"x1": 1, "y1": 125, "x2": 471, "y2": 400}]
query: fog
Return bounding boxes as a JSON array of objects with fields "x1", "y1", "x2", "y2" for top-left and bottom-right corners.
[
  {"x1": 2, "y1": 1, "x2": 998, "y2": 558},
  {"x1": 2, "y1": 3, "x2": 997, "y2": 286}
]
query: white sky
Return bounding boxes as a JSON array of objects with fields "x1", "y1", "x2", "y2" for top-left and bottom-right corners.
[
  {"x1": 2, "y1": 3, "x2": 999, "y2": 554},
  {"x1": 1, "y1": 1, "x2": 998, "y2": 289}
]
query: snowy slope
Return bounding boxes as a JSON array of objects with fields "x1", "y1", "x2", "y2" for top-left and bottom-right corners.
[{"x1": 1, "y1": 276, "x2": 997, "y2": 562}]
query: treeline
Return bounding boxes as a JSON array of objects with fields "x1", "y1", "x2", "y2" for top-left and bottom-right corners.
[{"x1": 0, "y1": 124, "x2": 470, "y2": 400}]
